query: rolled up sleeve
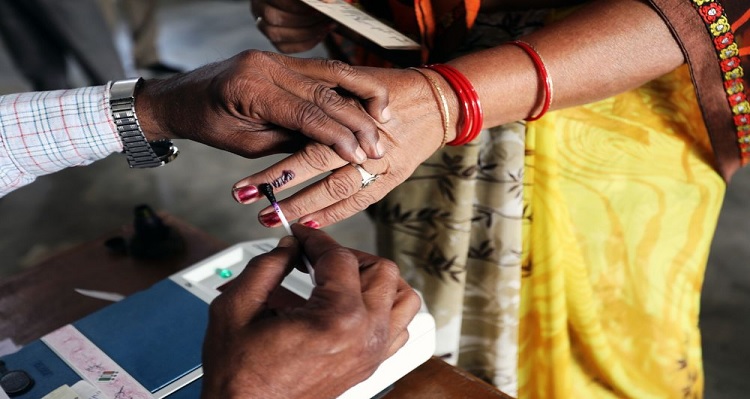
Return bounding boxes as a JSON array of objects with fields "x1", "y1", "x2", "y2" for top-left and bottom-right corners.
[{"x1": 0, "y1": 85, "x2": 123, "y2": 197}]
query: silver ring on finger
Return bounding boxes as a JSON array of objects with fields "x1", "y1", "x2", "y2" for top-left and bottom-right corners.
[
  {"x1": 352, "y1": 164, "x2": 378, "y2": 190},
  {"x1": 255, "y1": 16, "x2": 263, "y2": 25}
]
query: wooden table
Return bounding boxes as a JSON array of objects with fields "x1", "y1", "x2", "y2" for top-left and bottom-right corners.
[{"x1": 0, "y1": 213, "x2": 512, "y2": 399}]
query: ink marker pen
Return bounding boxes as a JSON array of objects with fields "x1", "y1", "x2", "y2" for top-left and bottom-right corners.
[{"x1": 258, "y1": 183, "x2": 316, "y2": 286}]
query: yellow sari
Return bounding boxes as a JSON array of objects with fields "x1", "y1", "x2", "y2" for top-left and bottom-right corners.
[{"x1": 521, "y1": 65, "x2": 724, "y2": 397}]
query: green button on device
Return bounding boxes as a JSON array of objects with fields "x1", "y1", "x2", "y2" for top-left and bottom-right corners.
[{"x1": 215, "y1": 268, "x2": 233, "y2": 279}]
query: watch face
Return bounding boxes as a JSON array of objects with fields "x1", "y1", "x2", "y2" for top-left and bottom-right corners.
[
  {"x1": 151, "y1": 140, "x2": 175, "y2": 158},
  {"x1": 150, "y1": 141, "x2": 179, "y2": 167}
]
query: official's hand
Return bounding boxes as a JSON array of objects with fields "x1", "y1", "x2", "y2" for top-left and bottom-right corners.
[
  {"x1": 200, "y1": 225, "x2": 420, "y2": 399},
  {"x1": 251, "y1": 0, "x2": 334, "y2": 54},
  {"x1": 230, "y1": 67, "x2": 455, "y2": 228},
  {"x1": 136, "y1": 50, "x2": 390, "y2": 165}
]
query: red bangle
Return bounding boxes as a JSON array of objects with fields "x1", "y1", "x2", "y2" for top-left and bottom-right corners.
[
  {"x1": 425, "y1": 64, "x2": 484, "y2": 146},
  {"x1": 430, "y1": 64, "x2": 482, "y2": 145},
  {"x1": 508, "y1": 40, "x2": 553, "y2": 121}
]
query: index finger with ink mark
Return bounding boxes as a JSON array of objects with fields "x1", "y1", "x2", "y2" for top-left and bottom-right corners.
[{"x1": 232, "y1": 142, "x2": 348, "y2": 204}]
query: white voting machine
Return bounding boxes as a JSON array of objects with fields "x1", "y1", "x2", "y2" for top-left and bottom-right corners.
[{"x1": 0, "y1": 239, "x2": 436, "y2": 399}]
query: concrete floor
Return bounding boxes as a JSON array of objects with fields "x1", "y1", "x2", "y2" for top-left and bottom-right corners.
[{"x1": 0, "y1": 1, "x2": 749, "y2": 397}]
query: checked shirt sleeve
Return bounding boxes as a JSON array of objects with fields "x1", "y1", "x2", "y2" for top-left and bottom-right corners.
[{"x1": 0, "y1": 86, "x2": 123, "y2": 197}]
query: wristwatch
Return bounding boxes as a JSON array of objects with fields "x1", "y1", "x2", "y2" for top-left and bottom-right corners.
[{"x1": 109, "y1": 78, "x2": 178, "y2": 168}]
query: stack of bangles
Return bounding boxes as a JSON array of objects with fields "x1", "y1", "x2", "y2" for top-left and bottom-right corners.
[
  {"x1": 424, "y1": 64, "x2": 484, "y2": 146},
  {"x1": 416, "y1": 40, "x2": 552, "y2": 146}
]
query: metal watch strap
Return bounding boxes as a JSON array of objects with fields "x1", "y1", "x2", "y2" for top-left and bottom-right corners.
[{"x1": 110, "y1": 78, "x2": 178, "y2": 168}]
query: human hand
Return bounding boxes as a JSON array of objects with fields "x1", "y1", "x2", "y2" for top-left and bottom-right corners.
[
  {"x1": 230, "y1": 67, "x2": 456, "y2": 227},
  {"x1": 200, "y1": 224, "x2": 421, "y2": 399},
  {"x1": 251, "y1": 0, "x2": 334, "y2": 54},
  {"x1": 135, "y1": 50, "x2": 390, "y2": 165}
]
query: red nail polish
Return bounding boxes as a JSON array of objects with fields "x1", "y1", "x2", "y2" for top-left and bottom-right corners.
[
  {"x1": 233, "y1": 185, "x2": 259, "y2": 203},
  {"x1": 302, "y1": 220, "x2": 320, "y2": 229},
  {"x1": 259, "y1": 212, "x2": 281, "y2": 227}
]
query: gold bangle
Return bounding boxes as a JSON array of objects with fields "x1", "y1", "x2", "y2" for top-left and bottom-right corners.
[{"x1": 408, "y1": 67, "x2": 450, "y2": 148}]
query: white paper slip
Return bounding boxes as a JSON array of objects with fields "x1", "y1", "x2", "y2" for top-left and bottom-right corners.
[
  {"x1": 74, "y1": 288, "x2": 125, "y2": 302},
  {"x1": 298, "y1": 0, "x2": 420, "y2": 50},
  {"x1": 71, "y1": 381, "x2": 105, "y2": 399},
  {"x1": 41, "y1": 385, "x2": 79, "y2": 399}
]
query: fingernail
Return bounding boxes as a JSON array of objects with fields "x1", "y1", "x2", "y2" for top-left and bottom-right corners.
[
  {"x1": 355, "y1": 147, "x2": 367, "y2": 163},
  {"x1": 376, "y1": 140, "x2": 386, "y2": 157},
  {"x1": 381, "y1": 106, "x2": 392, "y2": 122},
  {"x1": 259, "y1": 211, "x2": 281, "y2": 227},
  {"x1": 278, "y1": 235, "x2": 297, "y2": 247},
  {"x1": 302, "y1": 220, "x2": 320, "y2": 229},
  {"x1": 232, "y1": 185, "x2": 259, "y2": 203}
]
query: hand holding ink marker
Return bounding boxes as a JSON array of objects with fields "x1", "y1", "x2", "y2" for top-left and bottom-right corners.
[{"x1": 258, "y1": 183, "x2": 317, "y2": 286}]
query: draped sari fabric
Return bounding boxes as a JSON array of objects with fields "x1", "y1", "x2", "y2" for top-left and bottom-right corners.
[
  {"x1": 339, "y1": 0, "x2": 750, "y2": 397},
  {"x1": 520, "y1": 65, "x2": 724, "y2": 398}
]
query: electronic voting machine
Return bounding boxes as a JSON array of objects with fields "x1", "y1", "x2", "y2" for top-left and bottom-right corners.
[{"x1": 0, "y1": 239, "x2": 436, "y2": 399}]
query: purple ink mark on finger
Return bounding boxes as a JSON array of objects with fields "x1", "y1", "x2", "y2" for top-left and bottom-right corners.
[{"x1": 271, "y1": 170, "x2": 295, "y2": 188}]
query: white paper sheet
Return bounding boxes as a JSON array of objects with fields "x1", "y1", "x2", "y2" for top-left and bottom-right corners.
[{"x1": 298, "y1": 0, "x2": 420, "y2": 50}]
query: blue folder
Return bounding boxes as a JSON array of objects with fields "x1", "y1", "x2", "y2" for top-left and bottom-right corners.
[{"x1": 1, "y1": 279, "x2": 208, "y2": 398}]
